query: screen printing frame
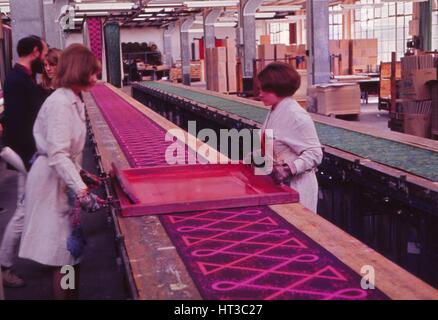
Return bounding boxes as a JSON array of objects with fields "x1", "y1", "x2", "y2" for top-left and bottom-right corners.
[{"x1": 112, "y1": 163, "x2": 299, "y2": 217}]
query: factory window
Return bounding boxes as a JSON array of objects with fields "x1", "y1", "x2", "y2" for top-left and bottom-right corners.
[
  {"x1": 329, "y1": 4, "x2": 343, "y2": 40},
  {"x1": 269, "y1": 22, "x2": 290, "y2": 45},
  {"x1": 352, "y1": 0, "x2": 413, "y2": 62},
  {"x1": 433, "y1": 0, "x2": 438, "y2": 51}
]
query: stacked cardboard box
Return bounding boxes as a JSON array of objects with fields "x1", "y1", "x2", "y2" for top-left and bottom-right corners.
[
  {"x1": 400, "y1": 68, "x2": 437, "y2": 100},
  {"x1": 400, "y1": 55, "x2": 437, "y2": 100},
  {"x1": 284, "y1": 44, "x2": 307, "y2": 69},
  {"x1": 315, "y1": 83, "x2": 361, "y2": 116},
  {"x1": 400, "y1": 55, "x2": 437, "y2": 137},
  {"x1": 211, "y1": 47, "x2": 228, "y2": 93},
  {"x1": 224, "y1": 38, "x2": 237, "y2": 93},
  {"x1": 257, "y1": 44, "x2": 275, "y2": 72},
  {"x1": 260, "y1": 35, "x2": 271, "y2": 45},
  {"x1": 329, "y1": 40, "x2": 351, "y2": 75},
  {"x1": 206, "y1": 48, "x2": 214, "y2": 89},
  {"x1": 430, "y1": 81, "x2": 438, "y2": 138},
  {"x1": 206, "y1": 41, "x2": 238, "y2": 93},
  {"x1": 275, "y1": 44, "x2": 287, "y2": 62},
  {"x1": 351, "y1": 39, "x2": 378, "y2": 74},
  {"x1": 379, "y1": 62, "x2": 401, "y2": 98},
  {"x1": 409, "y1": 19, "x2": 420, "y2": 36},
  {"x1": 169, "y1": 67, "x2": 180, "y2": 82},
  {"x1": 190, "y1": 61, "x2": 202, "y2": 80}
]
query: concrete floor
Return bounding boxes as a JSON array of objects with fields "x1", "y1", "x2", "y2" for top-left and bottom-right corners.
[
  {"x1": 0, "y1": 138, "x2": 127, "y2": 300},
  {"x1": 357, "y1": 97, "x2": 390, "y2": 131}
]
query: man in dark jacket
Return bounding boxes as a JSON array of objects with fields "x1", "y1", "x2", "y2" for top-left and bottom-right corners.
[{"x1": 0, "y1": 35, "x2": 48, "y2": 288}]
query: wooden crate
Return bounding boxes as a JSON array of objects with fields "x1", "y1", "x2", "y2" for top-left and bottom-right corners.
[{"x1": 316, "y1": 83, "x2": 361, "y2": 116}]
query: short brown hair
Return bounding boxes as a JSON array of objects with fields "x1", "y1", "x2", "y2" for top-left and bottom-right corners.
[
  {"x1": 257, "y1": 62, "x2": 301, "y2": 97},
  {"x1": 54, "y1": 44, "x2": 101, "y2": 89}
]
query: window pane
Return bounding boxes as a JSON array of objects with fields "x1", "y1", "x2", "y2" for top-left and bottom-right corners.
[
  {"x1": 389, "y1": 4, "x2": 396, "y2": 17},
  {"x1": 382, "y1": 4, "x2": 388, "y2": 18},
  {"x1": 397, "y1": 3, "x2": 404, "y2": 15},
  {"x1": 405, "y1": 2, "x2": 413, "y2": 14}
]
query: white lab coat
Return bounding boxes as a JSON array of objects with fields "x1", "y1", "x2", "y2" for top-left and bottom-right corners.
[
  {"x1": 262, "y1": 97, "x2": 323, "y2": 212},
  {"x1": 19, "y1": 88, "x2": 87, "y2": 266}
]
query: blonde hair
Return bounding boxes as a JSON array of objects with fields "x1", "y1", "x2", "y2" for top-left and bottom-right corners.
[{"x1": 41, "y1": 48, "x2": 62, "y2": 90}]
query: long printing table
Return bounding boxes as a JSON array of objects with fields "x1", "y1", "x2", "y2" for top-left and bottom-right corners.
[
  {"x1": 133, "y1": 81, "x2": 438, "y2": 215},
  {"x1": 82, "y1": 83, "x2": 438, "y2": 300}
]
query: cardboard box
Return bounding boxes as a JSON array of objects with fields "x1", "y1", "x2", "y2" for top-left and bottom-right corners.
[
  {"x1": 351, "y1": 39, "x2": 377, "y2": 74},
  {"x1": 380, "y1": 79, "x2": 391, "y2": 98},
  {"x1": 294, "y1": 69, "x2": 308, "y2": 101},
  {"x1": 206, "y1": 48, "x2": 214, "y2": 90},
  {"x1": 260, "y1": 35, "x2": 271, "y2": 45},
  {"x1": 409, "y1": 19, "x2": 420, "y2": 36},
  {"x1": 316, "y1": 83, "x2": 361, "y2": 116},
  {"x1": 227, "y1": 61, "x2": 237, "y2": 93},
  {"x1": 329, "y1": 40, "x2": 351, "y2": 75},
  {"x1": 257, "y1": 44, "x2": 275, "y2": 72},
  {"x1": 275, "y1": 44, "x2": 287, "y2": 62},
  {"x1": 400, "y1": 68, "x2": 437, "y2": 100},
  {"x1": 286, "y1": 44, "x2": 296, "y2": 55},
  {"x1": 212, "y1": 47, "x2": 228, "y2": 93},
  {"x1": 297, "y1": 44, "x2": 306, "y2": 55},
  {"x1": 404, "y1": 114, "x2": 431, "y2": 138}
]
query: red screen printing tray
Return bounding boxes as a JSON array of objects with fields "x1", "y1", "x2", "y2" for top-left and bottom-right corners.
[{"x1": 112, "y1": 163, "x2": 300, "y2": 217}]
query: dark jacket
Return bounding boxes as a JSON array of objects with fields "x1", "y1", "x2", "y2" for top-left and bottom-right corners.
[{"x1": 2, "y1": 64, "x2": 46, "y2": 171}]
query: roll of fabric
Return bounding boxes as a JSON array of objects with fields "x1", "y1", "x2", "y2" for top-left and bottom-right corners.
[
  {"x1": 85, "y1": 18, "x2": 103, "y2": 63},
  {"x1": 104, "y1": 23, "x2": 122, "y2": 88}
]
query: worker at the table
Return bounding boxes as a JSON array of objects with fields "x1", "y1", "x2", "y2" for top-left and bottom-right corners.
[
  {"x1": 18, "y1": 44, "x2": 104, "y2": 300},
  {"x1": 257, "y1": 62, "x2": 323, "y2": 213}
]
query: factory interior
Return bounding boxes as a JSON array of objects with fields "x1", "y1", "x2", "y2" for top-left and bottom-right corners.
[{"x1": 0, "y1": 0, "x2": 438, "y2": 301}]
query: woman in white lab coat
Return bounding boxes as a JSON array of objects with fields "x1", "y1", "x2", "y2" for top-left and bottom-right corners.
[
  {"x1": 257, "y1": 62, "x2": 323, "y2": 213},
  {"x1": 19, "y1": 44, "x2": 103, "y2": 299}
]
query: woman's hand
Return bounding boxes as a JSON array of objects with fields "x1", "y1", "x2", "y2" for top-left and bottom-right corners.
[
  {"x1": 80, "y1": 169, "x2": 102, "y2": 189},
  {"x1": 271, "y1": 160, "x2": 296, "y2": 184},
  {"x1": 77, "y1": 189, "x2": 106, "y2": 212}
]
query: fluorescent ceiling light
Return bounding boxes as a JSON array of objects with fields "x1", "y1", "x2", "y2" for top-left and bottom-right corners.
[
  {"x1": 76, "y1": 2, "x2": 135, "y2": 11},
  {"x1": 184, "y1": 1, "x2": 238, "y2": 8},
  {"x1": 213, "y1": 22, "x2": 237, "y2": 27},
  {"x1": 144, "y1": 8, "x2": 164, "y2": 12},
  {"x1": 341, "y1": 3, "x2": 384, "y2": 9},
  {"x1": 133, "y1": 18, "x2": 145, "y2": 21},
  {"x1": 255, "y1": 12, "x2": 276, "y2": 19},
  {"x1": 218, "y1": 16, "x2": 238, "y2": 22},
  {"x1": 76, "y1": 11, "x2": 109, "y2": 16},
  {"x1": 284, "y1": 15, "x2": 306, "y2": 21},
  {"x1": 147, "y1": 3, "x2": 183, "y2": 7},
  {"x1": 0, "y1": 5, "x2": 9, "y2": 13},
  {"x1": 189, "y1": 28, "x2": 204, "y2": 33},
  {"x1": 259, "y1": 5, "x2": 302, "y2": 12}
]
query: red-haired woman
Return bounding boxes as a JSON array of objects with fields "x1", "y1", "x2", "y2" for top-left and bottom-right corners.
[
  {"x1": 19, "y1": 44, "x2": 103, "y2": 299},
  {"x1": 257, "y1": 62, "x2": 323, "y2": 212}
]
